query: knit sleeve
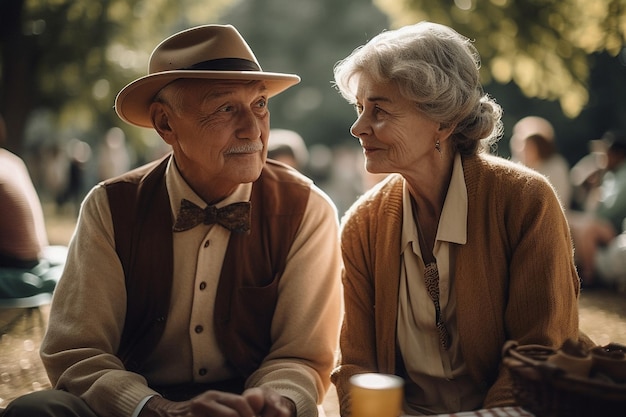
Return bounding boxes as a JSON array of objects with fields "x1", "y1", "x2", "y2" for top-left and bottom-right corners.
[
  {"x1": 456, "y1": 156, "x2": 585, "y2": 409},
  {"x1": 332, "y1": 176, "x2": 403, "y2": 417},
  {"x1": 40, "y1": 185, "x2": 158, "y2": 417},
  {"x1": 332, "y1": 206, "x2": 378, "y2": 417},
  {"x1": 504, "y1": 172, "x2": 581, "y2": 343},
  {"x1": 483, "y1": 164, "x2": 583, "y2": 407}
]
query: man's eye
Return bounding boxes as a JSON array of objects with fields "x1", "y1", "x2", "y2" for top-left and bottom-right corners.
[
  {"x1": 256, "y1": 98, "x2": 267, "y2": 108},
  {"x1": 219, "y1": 105, "x2": 234, "y2": 112}
]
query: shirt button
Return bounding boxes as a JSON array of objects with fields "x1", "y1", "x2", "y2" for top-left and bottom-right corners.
[
  {"x1": 199, "y1": 282, "x2": 207, "y2": 290},
  {"x1": 194, "y1": 325, "x2": 203, "y2": 334},
  {"x1": 199, "y1": 368, "x2": 207, "y2": 376},
  {"x1": 204, "y1": 240, "x2": 210, "y2": 248}
]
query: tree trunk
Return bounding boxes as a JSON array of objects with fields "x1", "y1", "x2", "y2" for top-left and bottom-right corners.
[{"x1": 0, "y1": 0, "x2": 38, "y2": 156}]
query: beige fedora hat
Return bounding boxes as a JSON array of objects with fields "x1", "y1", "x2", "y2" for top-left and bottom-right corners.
[{"x1": 115, "y1": 24, "x2": 301, "y2": 128}]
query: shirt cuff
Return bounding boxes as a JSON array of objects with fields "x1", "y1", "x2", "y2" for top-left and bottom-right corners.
[{"x1": 131, "y1": 395, "x2": 155, "y2": 417}]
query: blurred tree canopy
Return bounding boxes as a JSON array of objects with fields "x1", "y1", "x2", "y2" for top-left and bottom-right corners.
[
  {"x1": 375, "y1": 0, "x2": 626, "y2": 119},
  {"x1": 1, "y1": 0, "x2": 625, "y2": 170},
  {"x1": 0, "y1": 0, "x2": 389, "y2": 158},
  {"x1": 0, "y1": 0, "x2": 232, "y2": 154}
]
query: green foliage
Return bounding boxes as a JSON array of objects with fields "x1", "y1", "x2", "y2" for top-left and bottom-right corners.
[
  {"x1": 374, "y1": 0, "x2": 626, "y2": 118},
  {"x1": 0, "y1": 0, "x2": 233, "y2": 155},
  {"x1": 2, "y1": 0, "x2": 624, "y2": 170}
]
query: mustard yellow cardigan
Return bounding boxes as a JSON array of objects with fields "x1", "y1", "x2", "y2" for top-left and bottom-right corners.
[{"x1": 332, "y1": 153, "x2": 589, "y2": 416}]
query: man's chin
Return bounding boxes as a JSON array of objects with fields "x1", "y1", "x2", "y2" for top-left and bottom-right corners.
[{"x1": 233, "y1": 165, "x2": 264, "y2": 183}]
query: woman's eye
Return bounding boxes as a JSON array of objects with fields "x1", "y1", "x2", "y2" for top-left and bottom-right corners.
[{"x1": 373, "y1": 105, "x2": 386, "y2": 116}]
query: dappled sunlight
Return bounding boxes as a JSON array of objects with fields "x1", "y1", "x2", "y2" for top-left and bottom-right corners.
[
  {"x1": 563, "y1": 0, "x2": 619, "y2": 53},
  {"x1": 92, "y1": 79, "x2": 111, "y2": 101},
  {"x1": 488, "y1": 23, "x2": 516, "y2": 53},
  {"x1": 58, "y1": 104, "x2": 95, "y2": 133},
  {"x1": 66, "y1": 1, "x2": 103, "y2": 21},
  {"x1": 374, "y1": 0, "x2": 425, "y2": 27},
  {"x1": 490, "y1": 56, "x2": 512, "y2": 84},
  {"x1": 181, "y1": 0, "x2": 236, "y2": 25},
  {"x1": 512, "y1": 55, "x2": 537, "y2": 94},
  {"x1": 107, "y1": 0, "x2": 132, "y2": 21},
  {"x1": 578, "y1": 26, "x2": 607, "y2": 53},
  {"x1": 107, "y1": 43, "x2": 148, "y2": 72},
  {"x1": 374, "y1": 0, "x2": 624, "y2": 119},
  {"x1": 503, "y1": 44, "x2": 590, "y2": 117},
  {"x1": 453, "y1": 0, "x2": 472, "y2": 12},
  {"x1": 561, "y1": 85, "x2": 589, "y2": 119}
]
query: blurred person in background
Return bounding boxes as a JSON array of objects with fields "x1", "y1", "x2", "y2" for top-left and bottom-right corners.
[
  {"x1": 267, "y1": 128, "x2": 309, "y2": 171},
  {"x1": 55, "y1": 138, "x2": 92, "y2": 216},
  {"x1": 569, "y1": 129, "x2": 626, "y2": 288},
  {"x1": 569, "y1": 139, "x2": 606, "y2": 213},
  {"x1": 510, "y1": 116, "x2": 572, "y2": 210},
  {"x1": 0, "y1": 113, "x2": 66, "y2": 304},
  {"x1": 3, "y1": 24, "x2": 341, "y2": 417},
  {"x1": 329, "y1": 22, "x2": 590, "y2": 416},
  {"x1": 38, "y1": 142, "x2": 69, "y2": 206},
  {"x1": 591, "y1": 130, "x2": 626, "y2": 232},
  {"x1": 97, "y1": 126, "x2": 134, "y2": 181}
]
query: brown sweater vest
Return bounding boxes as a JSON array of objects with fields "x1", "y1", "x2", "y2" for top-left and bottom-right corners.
[{"x1": 105, "y1": 154, "x2": 311, "y2": 380}]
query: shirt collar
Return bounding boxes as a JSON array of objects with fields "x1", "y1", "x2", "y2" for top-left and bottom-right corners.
[
  {"x1": 401, "y1": 153, "x2": 468, "y2": 253},
  {"x1": 165, "y1": 156, "x2": 252, "y2": 219}
]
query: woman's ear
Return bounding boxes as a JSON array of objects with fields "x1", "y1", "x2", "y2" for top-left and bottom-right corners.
[
  {"x1": 150, "y1": 102, "x2": 175, "y2": 145},
  {"x1": 437, "y1": 122, "x2": 456, "y2": 142}
]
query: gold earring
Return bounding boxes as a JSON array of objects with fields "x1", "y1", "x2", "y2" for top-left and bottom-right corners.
[{"x1": 435, "y1": 140, "x2": 441, "y2": 154}]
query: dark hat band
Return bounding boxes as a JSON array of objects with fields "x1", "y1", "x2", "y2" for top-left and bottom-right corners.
[{"x1": 183, "y1": 57, "x2": 261, "y2": 71}]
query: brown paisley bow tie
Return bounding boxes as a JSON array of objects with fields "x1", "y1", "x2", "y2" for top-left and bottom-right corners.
[{"x1": 173, "y1": 199, "x2": 251, "y2": 233}]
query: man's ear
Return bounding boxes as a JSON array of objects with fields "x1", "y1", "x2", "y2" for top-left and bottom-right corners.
[{"x1": 150, "y1": 102, "x2": 175, "y2": 145}]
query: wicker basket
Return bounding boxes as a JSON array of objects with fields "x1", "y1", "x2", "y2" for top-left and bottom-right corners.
[{"x1": 502, "y1": 340, "x2": 626, "y2": 417}]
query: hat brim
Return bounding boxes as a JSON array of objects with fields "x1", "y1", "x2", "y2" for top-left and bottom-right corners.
[{"x1": 115, "y1": 70, "x2": 301, "y2": 128}]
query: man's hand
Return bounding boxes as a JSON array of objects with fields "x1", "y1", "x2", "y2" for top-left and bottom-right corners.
[
  {"x1": 139, "y1": 387, "x2": 296, "y2": 417},
  {"x1": 243, "y1": 387, "x2": 296, "y2": 417}
]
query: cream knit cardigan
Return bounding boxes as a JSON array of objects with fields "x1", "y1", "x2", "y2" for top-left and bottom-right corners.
[{"x1": 332, "y1": 153, "x2": 588, "y2": 416}]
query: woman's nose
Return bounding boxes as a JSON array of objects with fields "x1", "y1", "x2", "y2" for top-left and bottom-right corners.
[{"x1": 350, "y1": 114, "x2": 368, "y2": 139}]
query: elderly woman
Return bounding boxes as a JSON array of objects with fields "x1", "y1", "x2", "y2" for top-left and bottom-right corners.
[{"x1": 330, "y1": 22, "x2": 589, "y2": 416}]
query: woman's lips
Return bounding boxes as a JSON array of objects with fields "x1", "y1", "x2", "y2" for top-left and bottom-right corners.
[{"x1": 362, "y1": 145, "x2": 382, "y2": 155}]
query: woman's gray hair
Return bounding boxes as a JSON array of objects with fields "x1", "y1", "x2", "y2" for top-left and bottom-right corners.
[{"x1": 333, "y1": 21, "x2": 502, "y2": 155}]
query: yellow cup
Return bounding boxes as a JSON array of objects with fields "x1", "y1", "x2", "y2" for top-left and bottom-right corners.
[{"x1": 349, "y1": 373, "x2": 404, "y2": 417}]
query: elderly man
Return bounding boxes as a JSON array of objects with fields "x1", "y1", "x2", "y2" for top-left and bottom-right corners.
[{"x1": 3, "y1": 25, "x2": 342, "y2": 417}]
